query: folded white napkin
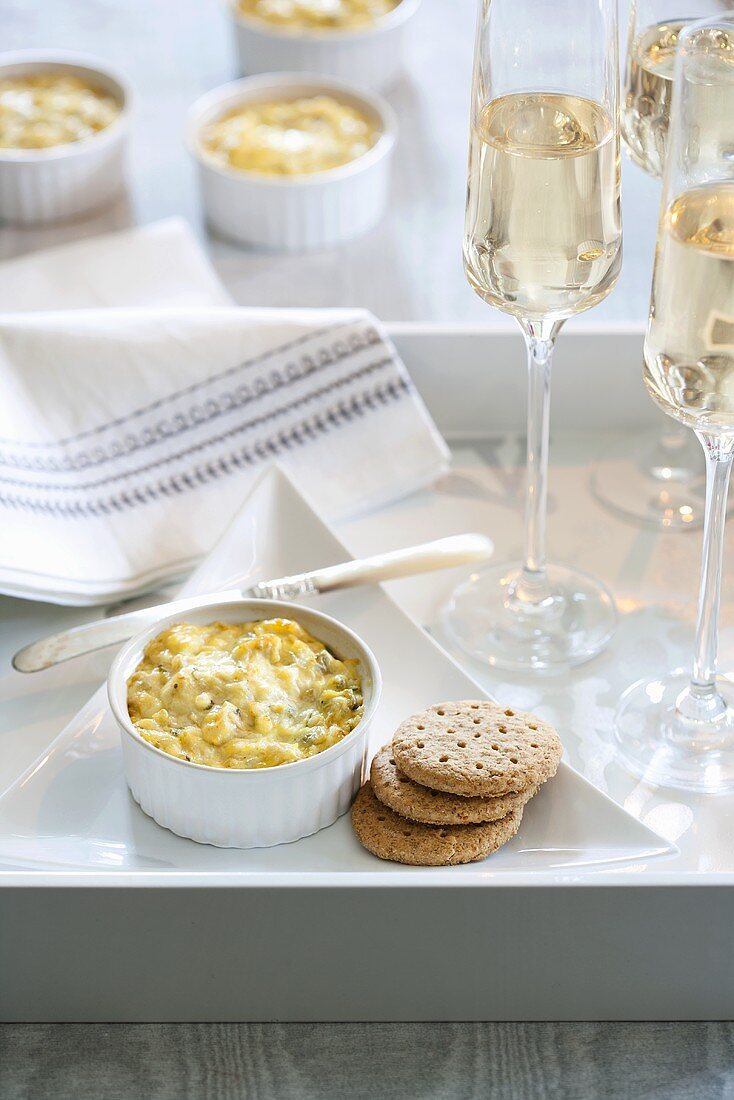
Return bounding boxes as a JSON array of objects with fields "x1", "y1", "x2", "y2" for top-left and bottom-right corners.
[{"x1": 0, "y1": 219, "x2": 448, "y2": 604}]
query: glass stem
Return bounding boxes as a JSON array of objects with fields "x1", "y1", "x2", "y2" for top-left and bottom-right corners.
[
  {"x1": 677, "y1": 433, "x2": 734, "y2": 725},
  {"x1": 516, "y1": 318, "x2": 562, "y2": 603}
]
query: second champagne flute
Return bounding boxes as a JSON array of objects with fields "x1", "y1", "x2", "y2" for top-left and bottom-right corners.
[
  {"x1": 591, "y1": 0, "x2": 730, "y2": 531},
  {"x1": 443, "y1": 0, "x2": 623, "y2": 670},
  {"x1": 614, "y1": 14, "x2": 734, "y2": 792}
]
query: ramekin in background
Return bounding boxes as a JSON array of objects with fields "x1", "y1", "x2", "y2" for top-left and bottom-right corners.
[
  {"x1": 108, "y1": 598, "x2": 382, "y2": 849},
  {"x1": 0, "y1": 51, "x2": 131, "y2": 226},
  {"x1": 187, "y1": 73, "x2": 397, "y2": 251},
  {"x1": 227, "y1": 0, "x2": 422, "y2": 91}
]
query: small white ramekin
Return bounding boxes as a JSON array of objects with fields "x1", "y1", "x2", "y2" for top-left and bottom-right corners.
[
  {"x1": 227, "y1": 0, "x2": 422, "y2": 90},
  {"x1": 187, "y1": 72, "x2": 397, "y2": 251},
  {"x1": 107, "y1": 598, "x2": 382, "y2": 849},
  {"x1": 0, "y1": 50, "x2": 131, "y2": 226}
]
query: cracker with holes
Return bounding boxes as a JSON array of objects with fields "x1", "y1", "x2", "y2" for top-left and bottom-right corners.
[
  {"x1": 391, "y1": 700, "x2": 561, "y2": 798},
  {"x1": 351, "y1": 782, "x2": 524, "y2": 866},
  {"x1": 370, "y1": 743, "x2": 537, "y2": 825}
]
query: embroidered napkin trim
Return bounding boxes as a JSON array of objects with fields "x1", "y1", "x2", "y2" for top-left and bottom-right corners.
[{"x1": 0, "y1": 320, "x2": 414, "y2": 519}]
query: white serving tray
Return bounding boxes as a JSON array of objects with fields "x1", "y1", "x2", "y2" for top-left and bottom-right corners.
[{"x1": 3, "y1": 327, "x2": 734, "y2": 1021}]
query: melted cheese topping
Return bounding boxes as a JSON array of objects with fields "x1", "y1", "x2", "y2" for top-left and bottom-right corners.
[
  {"x1": 0, "y1": 73, "x2": 121, "y2": 150},
  {"x1": 199, "y1": 95, "x2": 378, "y2": 175},
  {"x1": 237, "y1": 0, "x2": 401, "y2": 31},
  {"x1": 127, "y1": 618, "x2": 364, "y2": 769}
]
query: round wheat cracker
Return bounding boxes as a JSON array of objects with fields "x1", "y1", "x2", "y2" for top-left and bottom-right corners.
[
  {"x1": 370, "y1": 743, "x2": 537, "y2": 824},
  {"x1": 391, "y1": 700, "x2": 561, "y2": 798},
  {"x1": 351, "y1": 782, "x2": 523, "y2": 866}
]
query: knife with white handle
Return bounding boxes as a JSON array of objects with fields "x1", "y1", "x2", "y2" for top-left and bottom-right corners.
[{"x1": 12, "y1": 533, "x2": 493, "y2": 673}]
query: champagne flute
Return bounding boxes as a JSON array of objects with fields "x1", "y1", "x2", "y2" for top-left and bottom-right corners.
[
  {"x1": 622, "y1": 0, "x2": 728, "y2": 173},
  {"x1": 442, "y1": 0, "x2": 622, "y2": 671},
  {"x1": 614, "y1": 14, "x2": 734, "y2": 792},
  {"x1": 592, "y1": 0, "x2": 729, "y2": 531}
]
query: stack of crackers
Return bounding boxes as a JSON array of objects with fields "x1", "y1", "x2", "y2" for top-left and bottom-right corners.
[{"x1": 351, "y1": 700, "x2": 562, "y2": 866}]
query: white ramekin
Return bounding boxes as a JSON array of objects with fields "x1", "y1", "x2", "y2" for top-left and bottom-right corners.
[
  {"x1": 0, "y1": 50, "x2": 131, "y2": 226},
  {"x1": 107, "y1": 598, "x2": 382, "y2": 849},
  {"x1": 187, "y1": 72, "x2": 397, "y2": 251},
  {"x1": 227, "y1": 0, "x2": 422, "y2": 90}
]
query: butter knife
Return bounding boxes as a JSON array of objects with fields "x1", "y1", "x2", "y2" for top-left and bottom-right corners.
[{"x1": 12, "y1": 533, "x2": 492, "y2": 673}]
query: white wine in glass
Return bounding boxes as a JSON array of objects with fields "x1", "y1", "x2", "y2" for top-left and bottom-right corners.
[
  {"x1": 622, "y1": 2, "x2": 731, "y2": 176},
  {"x1": 646, "y1": 184, "x2": 734, "y2": 431},
  {"x1": 466, "y1": 93, "x2": 620, "y2": 319},
  {"x1": 623, "y1": 18, "x2": 683, "y2": 178},
  {"x1": 614, "y1": 16, "x2": 734, "y2": 793},
  {"x1": 443, "y1": 0, "x2": 622, "y2": 672}
]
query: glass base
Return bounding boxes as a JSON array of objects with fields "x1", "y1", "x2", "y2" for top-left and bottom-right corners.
[
  {"x1": 614, "y1": 670, "x2": 734, "y2": 793},
  {"x1": 591, "y1": 430, "x2": 706, "y2": 530},
  {"x1": 442, "y1": 562, "x2": 617, "y2": 672}
]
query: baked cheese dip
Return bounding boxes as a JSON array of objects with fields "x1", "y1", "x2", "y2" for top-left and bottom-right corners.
[
  {"x1": 0, "y1": 73, "x2": 120, "y2": 150},
  {"x1": 199, "y1": 95, "x2": 379, "y2": 175},
  {"x1": 127, "y1": 618, "x2": 364, "y2": 769},
  {"x1": 237, "y1": 0, "x2": 401, "y2": 32}
]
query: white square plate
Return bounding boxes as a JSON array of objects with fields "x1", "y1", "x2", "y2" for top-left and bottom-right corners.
[{"x1": 0, "y1": 466, "x2": 675, "y2": 885}]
